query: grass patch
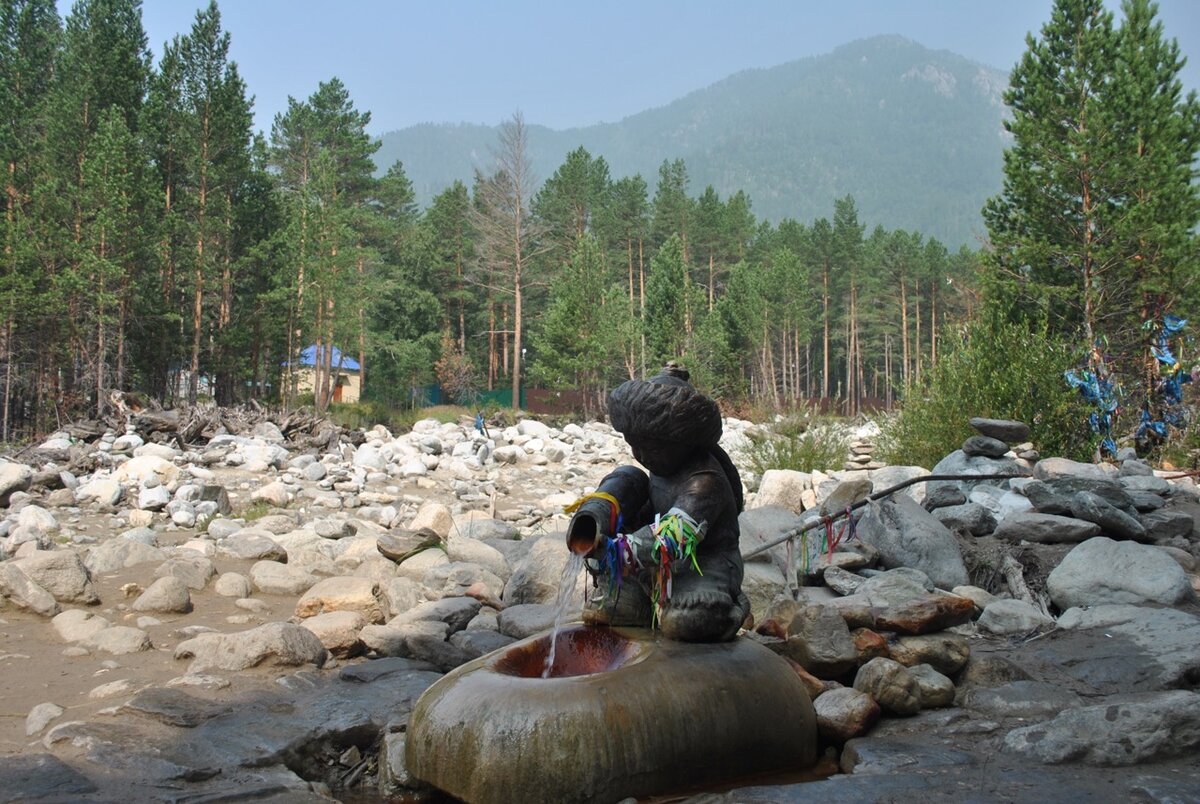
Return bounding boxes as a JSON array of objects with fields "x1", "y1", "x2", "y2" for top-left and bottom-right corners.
[
  {"x1": 745, "y1": 414, "x2": 851, "y2": 474},
  {"x1": 240, "y1": 499, "x2": 274, "y2": 521}
]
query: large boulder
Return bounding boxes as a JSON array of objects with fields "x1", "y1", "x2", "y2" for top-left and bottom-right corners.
[
  {"x1": 1047, "y1": 537, "x2": 1193, "y2": 609},
  {"x1": 856, "y1": 496, "x2": 968, "y2": 590},
  {"x1": 295, "y1": 576, "x2": 386, "y2": 623},
  {"x1": 0, "y1": 563, "x2": 60, "y2": 616},
  {"x1": 174, "y1": 622, "x2": 327, "y2": 672},
  {"x1": 0, "y1": 461, "x2": 33, "y2": 506},
  {"x1": 14, "y1": 551, "x2": 98, "y2": 604}
]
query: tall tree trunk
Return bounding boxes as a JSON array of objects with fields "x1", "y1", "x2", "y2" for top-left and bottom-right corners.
[
  {"x1": 900, "y1": 277, "x2": 910, "y2": 384},
  {"x1": 822, "y1": 259, "x2": 830, "y2": 400}
]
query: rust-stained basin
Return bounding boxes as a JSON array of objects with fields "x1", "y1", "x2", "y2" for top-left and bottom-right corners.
[{"x1": 406, "y1": 625, "x2": 817, "y2": 803}]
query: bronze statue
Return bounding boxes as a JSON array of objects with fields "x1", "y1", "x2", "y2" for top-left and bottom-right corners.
[{"x1": 566, "y1": 364, "x2": 750, "y2": 642}]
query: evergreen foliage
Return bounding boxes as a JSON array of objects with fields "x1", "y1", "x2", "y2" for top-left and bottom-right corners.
[
  {"x1": 983, "y1": 0, "x2": 1199, "y2": 403},
  {"x1": 877, "y1": 318, "x2": 1096, "y2": 468},
  {"x1": 0, "y1": 0, "x2": 1192, "y2": 447}
]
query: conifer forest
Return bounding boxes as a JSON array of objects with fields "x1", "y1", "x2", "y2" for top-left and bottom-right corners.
[{"x1": 1, "y1": 0, "x2": 1196, "y2": 442}]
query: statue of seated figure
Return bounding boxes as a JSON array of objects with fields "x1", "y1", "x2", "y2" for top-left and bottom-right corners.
[{"x1": 566, "y1": 363, "x2": 750, "y2": 642}]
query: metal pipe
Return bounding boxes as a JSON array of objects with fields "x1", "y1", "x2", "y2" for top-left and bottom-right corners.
[{"x1": 742, "y1": 471, "x2": 1029, "y2": 559}]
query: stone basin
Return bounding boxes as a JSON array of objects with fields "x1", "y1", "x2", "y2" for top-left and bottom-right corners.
[{"x1": 406, "y1": 624, "x2": 818, "y2": 803}]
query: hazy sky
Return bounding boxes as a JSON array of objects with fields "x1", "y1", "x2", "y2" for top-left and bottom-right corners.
[{"x1": 128, "y1": 0, "x2": 1200, "y2": 137}]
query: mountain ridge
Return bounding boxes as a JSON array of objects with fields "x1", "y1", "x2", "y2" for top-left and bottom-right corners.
[{"x1": 374, "y1": 35, "x2": 1010, "y2": 247}]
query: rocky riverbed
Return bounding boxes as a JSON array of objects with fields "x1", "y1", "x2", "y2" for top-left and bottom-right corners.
[{"x1": 1, "y1": 413, "x2": 1198, "y2": 802}]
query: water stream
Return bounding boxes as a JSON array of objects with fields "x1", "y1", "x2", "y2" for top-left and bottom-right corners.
[{"x1": 542, "y1": 552, "x2": 585, "y2": 678}]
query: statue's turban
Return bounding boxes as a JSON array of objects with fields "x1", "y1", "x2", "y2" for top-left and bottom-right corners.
[{"x1": 607, "y1": 369, "x2": 722, "y2": 448}]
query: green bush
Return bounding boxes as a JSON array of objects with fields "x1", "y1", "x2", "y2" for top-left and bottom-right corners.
[
  {"x1": 746, "y1": 414, "x2": 851, "y2": 474},
  {"x1": 877, "y1": 319, "x2": 1096, "y2": 469}
]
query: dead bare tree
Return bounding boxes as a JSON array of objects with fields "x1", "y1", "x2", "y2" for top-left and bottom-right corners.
[{"x1": 469, "y1": 112, "x2": 549, "y2": 410}]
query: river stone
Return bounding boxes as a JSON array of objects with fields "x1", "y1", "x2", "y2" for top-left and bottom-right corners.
[
  {"x1": 931, "y1": 503, "x2": 996, "y2": 536},
  {"x1": 853, "y1": 657, "x2": 921, "y2": 716},
  {"x1": 951, "y1": 585, "x2": 999, "y2": 611},
  {"x1": 927, "y1": 450, "x2": 1022, "y2": 496},
  {"x1": 299, "y1": 610, "x2": 366, "y2": 658},
  {"x1": 314, "y1": 519, "x2": 355, "y2": 540},
  {"x1": 992, "y1": 512, "x2": 1100, "y2": 544},
  {"x1": 445, "y1": 532, "x2": 510, "y2": 581},
  {"x1": 738, "y1": 506, "x2": 803, "y2": 566},
  {"x1": 0, "y1": 563, "x2": 59, "y2": 616},
  {"x1": 423, "y1": 562, "x2": 505, "y2": 602},
  {"x1": 823, "y1": 566, "x2": 864, "y2": 596},
  {"x1": 813, "y1": 687, "x2": 881, "y2": 743},
  {"x1": 978, "y1": 599, "x2": 1055, "y2": 635},
  {"x1": 970, "y1": 417, "x2": 1030, "y2": 443},
  {"x1": 908, "y1": 664, "x2": 955, "y2": 708},
  {"x1": 137, "y1": 484, "x2": 170, "y2": 511},
  {"x1": 502, "y1": 536, "x2": 571, "y2": 605},
  {"x1": 154, "y1": 555, "x2": 217, "y2": 591},
  {"x1": 756, "y1": 470, "x2": 812, "y2": 514},
  {"x1": 0, "y1": 461, "x2": 33, "y2": 505},
  {"x1": 1004, "y1": 690, "x2": 1200, "y2": 765},
  {"x1": 295, "y1": 576, "x2": 385, "y2": 623},
  {"x1": 856, "y1": 496, "x2": 968, "y2": 590},
  {"x1": 14, "y1": 550, "x2": 99, "y2": 604},
  {"x1": 204, "y1": 518, "x2": 243, "y2": 539},
  {"x1": 132, "y1": 576, "x2": 192, "y2": 614},
  {"x1": 963, "y1": 680, "x2": 1083, "y2": 719},
  {"x1": 219, "y1": 529, "x2": 287, "y2": 561},
  {"x1": 449, "y1": 629, "x2": 517, "y2": 660},
  {"x1": 922, "y1": 485, "x2": 967, "y2": 511},
  {"x1": 409, "y1": 501, "x2": 454, "y2": 539},
  {"x1": 1033, "y1": 457, "x2": 1109, "y2": 482},
  {"x1": 820, "y1": 478, "x2": 873, "y2": 517},
  {"x1": 406, "y1": 627, "x2": 472, "y2": 672},
  {"x1": 962, "y1": 435, "x2": 1010, "y2": 458},
  {"x1": 1070, "y1": 491, "x2": 1146, "y2": 541},
  {"x1": 393, "y1": 596, "x2": 483, "y2": 633},
  {"x1": 81, "y1": 625, "x2": 152, "y2": 655},
  {"x1": 395, "y1": 547, "x2": 450, "y2": 582},
  {"x1": 496, "y1": 603, "x2": 561, "y2": 638},
  {"x1": 174, "y1": 622, "x2": 327, "y2": 672},
  {"x1": 75, "y1": 477, "x2": 123, "y2": 506},
  {"x1": 253, "y1": 514, "x2": 299, "y2": 535},
  {"x1": 873, "y1": 594, "x2": 975, "y2": 635},
  {"x1": 52, "y1": 609, "x2": 110, "y2": 641},
  {"x1": 453, "y1": 516, "x2": 519, "y2": 541},
  {"x1": 381, "y1": 576, "x2": 424, "y2": 618},
  {"x1": 777, "y1": 604, "x2": 859, "y2": 678},
  {"x1": 1120, "y1": 475, "x2": 1171, "y2": 495},
  {"x1": 1139, "y1": 509, "x2": 1195, "y2": 542},
  {"x1": 25, "y1": 703, "x2": 64, "y2": 736},
  {"x1": 249, "y1": 560, "x2": 318, "y2": 596},
  {"x1": 1047, "y1": 537, "x2": 1192, "y2": 609},
  {"x1": 251, "y1": 481, "x2": 291, "y2": 508},
  {"x1": 856, "y1": 571, "x2": 929, "y2": 608},
  {"x1": 866, "y1": 466, "x2": 929, "y2": 505},
  {"x1": 214, "y1": 572, "x2": 252, "y2": 598},
  {"x1": 888, "y1": 633, "x2": 971, "y2": 676}
]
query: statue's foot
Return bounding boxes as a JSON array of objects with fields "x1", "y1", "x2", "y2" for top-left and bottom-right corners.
[{"x1": 660, "y1": 588, "x2": 744, "y2": 643}]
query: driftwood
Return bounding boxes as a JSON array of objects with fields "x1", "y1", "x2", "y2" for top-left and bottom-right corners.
[{"x1": 7, "y1": 395, "x2": 352, "y2": 462}]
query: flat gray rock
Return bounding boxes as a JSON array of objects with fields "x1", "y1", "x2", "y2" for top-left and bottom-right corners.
[
  {"x1": 962, "y1": 680, "x2": 1082, "y2": 719},
  {"x1": 1004, "y1": 690, "x2": 1200, "y2": 765},
  {"x1": 856, "y1": 496, "x2": 968, "y2": 590},
  {"x1": 993, "y1": 511, "x2": 1100, "y2": 544},
  {"x1": 1047, "y1": 537, "x2": 1192, "y2": 609},
  {"x1": 1070, "y1": 491, "x2": 1146, "y2": 541},
  {"x1": 0, "y1": 753, "x2": 96, "y2": 800},
  {"x1": 969, "y1": 417, "x2": 1030, "y2": 443}
]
